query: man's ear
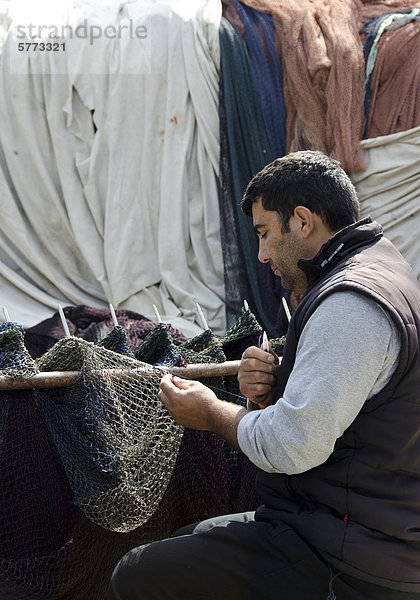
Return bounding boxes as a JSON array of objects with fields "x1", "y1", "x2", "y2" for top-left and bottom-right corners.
[{"x1": 293, "y1": 206, "x2": 315, "y2": 239}]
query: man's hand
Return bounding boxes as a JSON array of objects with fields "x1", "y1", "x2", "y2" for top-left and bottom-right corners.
[
  {"x1": 158, "y1": 374, "x2": 248, "y2": 450},
  {"x1": 158, "y1": 374, "x2": 218, "y2": 430},
  {"x1": 238, "y1": 345, "x2": 280, "y2": 409}
]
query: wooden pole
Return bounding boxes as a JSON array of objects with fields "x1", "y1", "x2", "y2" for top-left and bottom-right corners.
[{"x1": 0, "y1": 360, "x2": 240, "y2": 391}]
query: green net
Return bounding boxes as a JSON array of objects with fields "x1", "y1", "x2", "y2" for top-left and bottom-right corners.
[
  {"x1": 0, "y1": 323, "x2": 38, "y2": 378},
  {"x1": 0, "y1": 307, "x2": 284, "y2": 598},
  {"x1": 133, "y1": 324, "x2": 184, "y2": 366},
  {"x1": 36, "y1": 337, "x2": 183, "y2": 533},
  {"x1": 97, "y1": 325, "x2": 135, "y2": 358}
]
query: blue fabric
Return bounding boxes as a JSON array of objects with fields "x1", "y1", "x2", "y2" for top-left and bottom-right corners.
[
  {"x1": 234, "y1": 1, "x2": 287, "y2": 160},
  {"x1": 220, "y1": 17, "x2": 282, "y2": 337}
]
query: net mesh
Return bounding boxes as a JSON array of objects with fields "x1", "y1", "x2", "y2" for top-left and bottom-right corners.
[
  {"x1": 0, "y1": 322, "x2": 38, "y2": 378},
  {"x1": 0, "y1": 324, "x2": 80, "y2": 599},
  {"x1": 35, "y1": 337, "x2": 184, "y2": 533},
  {"x1": 97, "y1": 325, "x2": 136, "y2": 358},
  {"x1": 133, "y1": 324, "x2": 185, "y2": 367},
  {"x1": 0, "y1": 306, "x2": 282, "y2": 598},
  {"x1": 24, "y1": 306, "x2": 188, "y2": 360},
  {"x1": 222, "y1": 307, "x2": 262, "y2": 359},
  {"x1": 364, "y1": 16, "x2": 420, "y2": 139}
]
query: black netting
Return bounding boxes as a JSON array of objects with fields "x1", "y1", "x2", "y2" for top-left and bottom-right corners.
[
  {"x1": 35, "y1": 337, "x2": 183, "y2": 533},
  {"x1": 0, "y1": 306, "x2": 287, "y2": 598}
]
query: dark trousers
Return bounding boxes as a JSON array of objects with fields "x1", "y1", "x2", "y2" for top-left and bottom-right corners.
[{"x1": 109, "y1": 512, "x2": 419, "y2": 600}]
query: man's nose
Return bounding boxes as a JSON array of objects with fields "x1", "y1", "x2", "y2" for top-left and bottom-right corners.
[{"x1": 258, "y1": 241, "x2": 270, "y2": 264}]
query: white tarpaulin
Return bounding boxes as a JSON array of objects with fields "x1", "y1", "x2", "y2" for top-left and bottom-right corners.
[
  {"x1": 0, "y1": 0, "x2": 224, "y2": 336},
  {"x1": 351, "y1": 126, "x2": 420, "y2": 282}
]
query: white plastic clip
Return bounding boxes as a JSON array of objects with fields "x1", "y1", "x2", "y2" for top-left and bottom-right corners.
[
  {"x1": 58, "y1": 304, "x2": 71, "y2": 337},
  {"x1": 109, "y1": 303, "x2": 119, "y2": 327},
  {"x1": 195, "y1": 302, "x2": 209, "y2": 331},
  {"x1": 262, "y1": 331, "x2": 269, "y2": 352},
  {"x1": 282, "y1": 297, "x2": 292, "y2": 323},
  {"x1": 152, "y1": 304, "x2": 163, "y2": 324}
]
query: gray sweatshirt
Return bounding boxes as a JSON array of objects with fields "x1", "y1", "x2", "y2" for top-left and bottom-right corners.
[{"x1": 237, "y1": 291, "x2": 401, "y2": 475}]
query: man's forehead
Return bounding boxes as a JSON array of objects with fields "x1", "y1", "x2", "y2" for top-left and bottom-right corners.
[
  {"x1": 251, "y1": 196, "x2": 265, "y2": 220},
  {"x1": 252, "y1": 198, "x2": 280, "y2": 228}
]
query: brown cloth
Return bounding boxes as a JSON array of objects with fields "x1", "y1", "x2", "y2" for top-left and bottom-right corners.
[
  {"x1": 367, "y1": 21, "x2": 420, "y2": 139},
  {"x1": 239, "y1": 0, "x2": 419, "y2": 173},
  {"x1": 356, "y1": 0, "x2": 420, "y2": 25}
]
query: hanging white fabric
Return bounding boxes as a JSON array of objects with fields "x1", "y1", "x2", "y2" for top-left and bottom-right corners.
[
  {"x1": 351, "y1": 126, "x2": 420, "y2": 283},
  {"x1": 0, "y1": 0, "x2": 224, "y2": 336}
]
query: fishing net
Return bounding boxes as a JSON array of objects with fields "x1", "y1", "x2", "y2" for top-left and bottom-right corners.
[
  {"x1": 222, "y1": 307, "x2": 262, "y2": 359},
  {"x1": 219, "y1": 15, "x2": 290, "y2": 337},
  {"x1": 233, "y1": 0, "x2": 287, "y2": 160},
  {"x1": 179, "y1": 328, "x2": 226, "y2": 362},
  {"x1": 0, "y1": 324, "x2": 80, "y2": 599},
  {"x1": 0, "y1": 307, "x2": 277, "y2": 598},
  {"x1": 35, "y1": 336, "x2": 183, "y2": 533},
  {"x1": 133, "y1": 323, "x2": 185, "y2": 367},
  {"x1": 24, "y1": 306, "x2": 187, "y2": 359},
  {"x1": 132, "y1": 319, "x2": 257, "y2": 531},
  {"x1": 221, "y1": 307, "x2": 286, "y2": 360},
  {"x1": 0, "y1": 322, "x2": 37, "y2": 378},
  {"x1": 363, "y1": 13, "x2": 420, "y2": 139},
  {"x1": 97, "y1": 325, "x2": 135, "y2": 358}
]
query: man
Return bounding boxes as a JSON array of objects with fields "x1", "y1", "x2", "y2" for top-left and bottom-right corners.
[{"x1": 109, "y1": 151, "x2": 420, "y2": 599}]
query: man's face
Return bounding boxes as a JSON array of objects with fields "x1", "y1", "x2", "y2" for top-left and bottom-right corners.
[{"x1": 252, "y1": 198, "x2": 309, "y2": 295}]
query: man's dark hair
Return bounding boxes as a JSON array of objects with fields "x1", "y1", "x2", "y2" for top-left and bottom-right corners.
[{"x1": 241, "y1": 151, "x2": 360, "y2": 233}]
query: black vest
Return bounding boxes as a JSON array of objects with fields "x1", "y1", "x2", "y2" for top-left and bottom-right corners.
[{"x1": 255, "y1": 218, "x2": 420, "y2": 592}]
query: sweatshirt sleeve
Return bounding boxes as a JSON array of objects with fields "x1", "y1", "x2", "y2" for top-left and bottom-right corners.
[{"x1": 237, "y1": 291, "x2": 400, "y2": 475}]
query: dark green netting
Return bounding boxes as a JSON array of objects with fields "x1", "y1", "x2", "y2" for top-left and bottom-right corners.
[
  {"x1": 270, "y1": 336, "x2": 286, "y2": 356},
  {"x1": 35, "y1": 337, "x2": 183, "y2": 533},
  {"x1": 0, "y1": 307, "x2": 285, "y2": 598},
  {"x1": 218, "y1": 37, "x2": 248, "y2": 326},
  {"x1": 97, "y1": 325, "x2": 135, "y2": 358},
  {"x1": 0, "y1": 324, "x2": 81, "y2": 599},
  {"x1": 178, "y1": 328, "x2": 226, "y2": 362},
  {"x1": 24, "y1": 306, "x2": 188, "y2": 360},
  {"x1": 219, "y1": 17, "x2": 281, "y2": 337},
  {"x1": 133, "y1": 324, "x2": 185, "y2": 367},
  {"x1": 0, "y1": 322, "x2": 37, "y2": 378},
  {"x1": 222, "y1": 307, "x2": 262, "y2": 360},
  {"x1": 221, "y1": 307, "x2": 285, "y2": 360}
]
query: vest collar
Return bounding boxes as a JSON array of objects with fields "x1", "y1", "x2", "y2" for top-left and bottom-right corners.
[{"x1": 297, "y1": 217, "x2": 383, "y2": 287}]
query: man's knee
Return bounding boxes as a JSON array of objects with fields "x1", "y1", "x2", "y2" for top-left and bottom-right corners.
[
  {"x1": 109, "y1": 543, "x2": 156, "y2": 600},
  {"x1": 109, "y1": 536, "x2": 194, "y2": 600}
]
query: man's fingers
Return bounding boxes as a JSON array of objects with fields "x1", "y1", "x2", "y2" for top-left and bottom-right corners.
[
  {"x1": 157, "y1": 387, "x2": 168, "y2": 407},
  {"x1": 264, "y1": 341, "x2": 279, "y2": 363},
  {"x1": 239, "y1": 358, "x2": 278, "y2": 379},
  {"x1": 241, "y1": 345, "x2": 275, "y2": 363},
  {"x1": 160, "y1": 374, "x2": 191, "y2": 394},
  {"x1": 243, "y1": 381, "x2": 273, "y2": 395},
  {"x1": 171, "y1": 376, "x2": 190, "y2": 390},
  {"x1": 242, "y1": 370, "x2": 276, "y2": 385},
  {"x1": 159, "y1": 373, "x2": 176, "y2": 395}
]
